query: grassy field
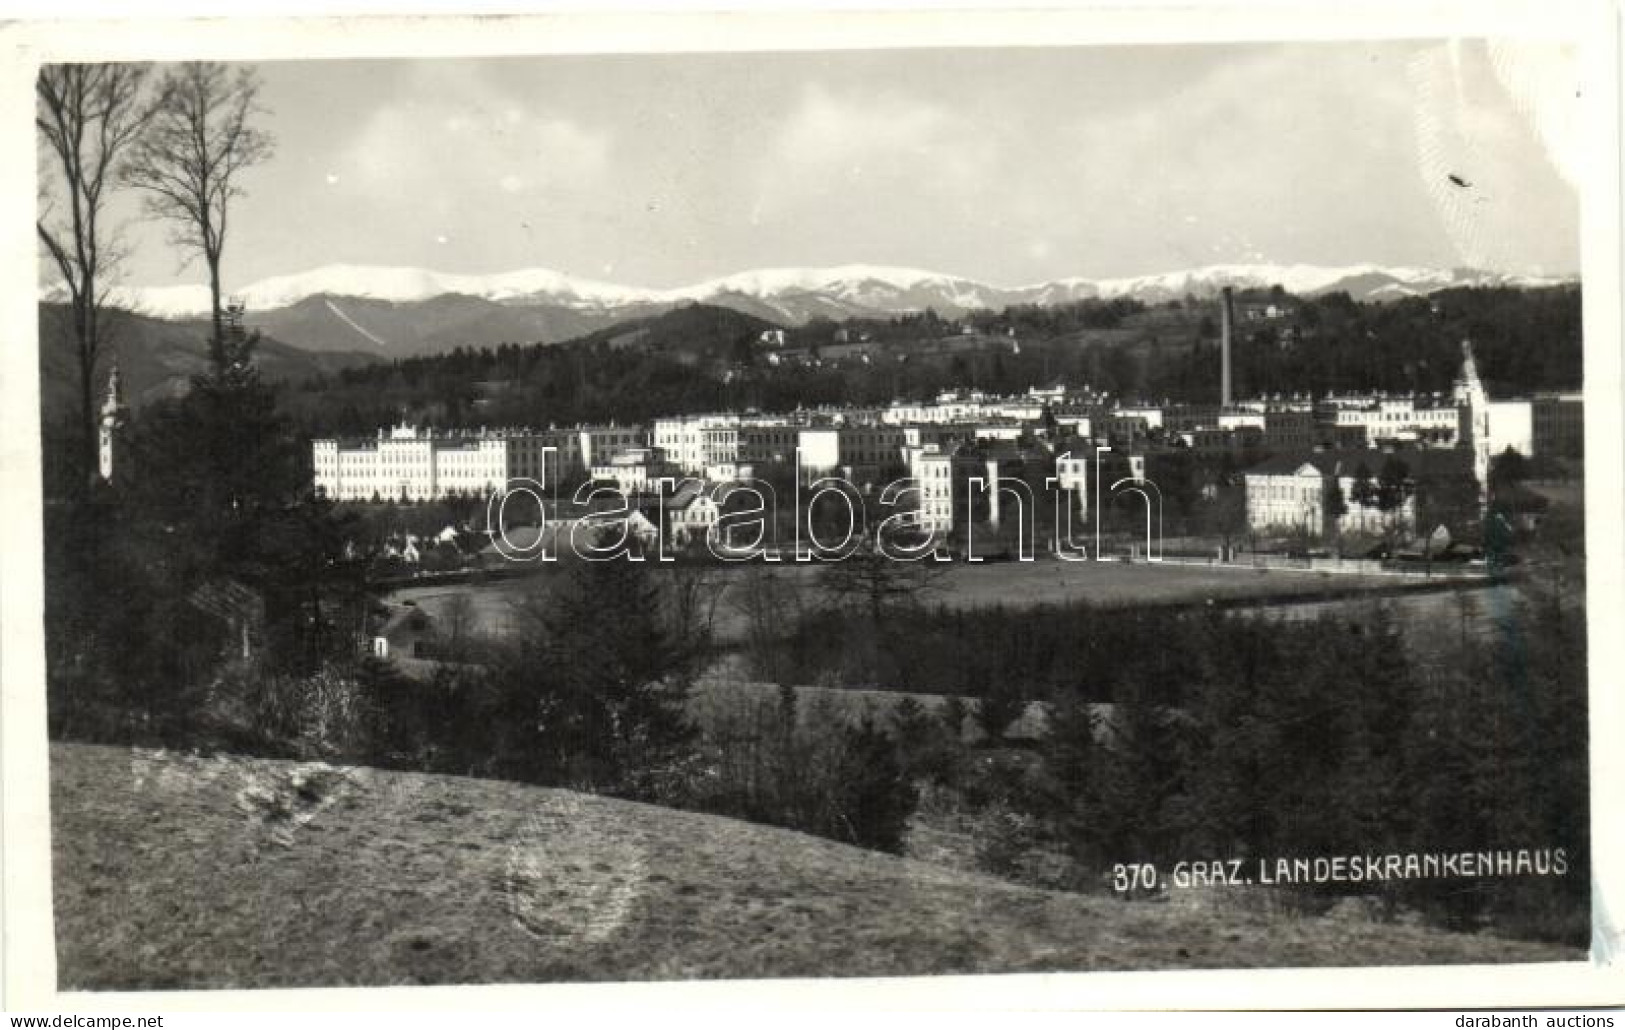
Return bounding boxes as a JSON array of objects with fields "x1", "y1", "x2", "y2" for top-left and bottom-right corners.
[
  {"x1": 51, "y1": 742, "x2": 1580, "y2": 990},
  {"x1": 389, "y1": 558, "x2": 1490, "y2": 647}
]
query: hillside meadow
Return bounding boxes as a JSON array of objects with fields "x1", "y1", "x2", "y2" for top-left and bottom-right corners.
[{"x1": 50, "y1": 743, "x2": 1580, "y2": 990}]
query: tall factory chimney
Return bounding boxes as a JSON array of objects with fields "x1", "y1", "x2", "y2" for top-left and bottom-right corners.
[{"x1": 1219, "y1": 286, "x2": 1235, "y2": 408}]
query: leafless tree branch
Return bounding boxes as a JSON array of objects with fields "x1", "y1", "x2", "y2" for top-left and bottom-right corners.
[
  {"x1": 122, "y1": 62, "x2": 274, "y2": 373},
  {"x1": 36, "y1": 62, "x2": 156, "y2": 493}
]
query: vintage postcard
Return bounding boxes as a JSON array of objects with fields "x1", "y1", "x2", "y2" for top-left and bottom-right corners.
[{"x1": 1, "y1": 1, "x2": 1620, "y2": 1013}]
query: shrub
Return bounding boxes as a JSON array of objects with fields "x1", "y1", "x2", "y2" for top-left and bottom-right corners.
[
  {"x1": 683, "y1": 687, "x2": 919, "y2": 853},
  {"x1": 197, "y1": 661, "x2": 371, "y2": 761}
]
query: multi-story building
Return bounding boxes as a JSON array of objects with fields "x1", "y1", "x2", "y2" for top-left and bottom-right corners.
[
  {"x1": 735, "y1": 423, "x2": 799, "y2": 468},
  {"x1": 1313, "y1": 395, "x2": 1461, "y2": 448},
  {"x1": 654, "y1": 413, "x2": 739, "y2": 474},
  {"x1": 1260, "y1": 408, "x2": 1318, "y2": 451},
  {"x1": 589, "y1": 446, "x2": 677, "y2": 496},
  {"x1": 552, "y1": 424, "x2": 647, "y2": 478},
  {"x1": 794, "y1": 425, "x2": 908, "y2": 479},
  {"x1": 1484, "y1": 400, "x2": 1534, "y2": 459},
  {"x1": 1245, "y1": 453, "x2": 1395, "y2": 539},
  {"x1": 904, "y1": 445, "x2": 956, "y2": 536},
  {"x1": 881, "y1": 392, "x2": 989, "y2": 426},
  {"x1": 876, "y1": 389, "x2": 1072, "y2": 427},
  {"x1": 972, "y1": 421, "x2": 1026, "y2": 443},
  {"x1": 1052, "y1": 412, "x2": 1093, "y2": 438},
  {"x1": 1176, "y1": 425, "x2": 1264, "y2": 455},
  {"x1": 1115, "y1": 405, "x2": 1165, "y2": 431},
  {"x1": 1243, "y1": 449, "x2": 1473, "y2": 539},
  {"x1": 311, "y1": 423, "x2": 645, "y2": 502},
  {"x1": 314, "y1": 424, "x2": 510, "y2": 502},
  {"x1": 1531, "y1": 392, "x2": 1585, "y2": 458},
  {"x1": 1053, "y1": 451, "x2": 1091, "y2": 519},
  {"x1": 1162, "y1": 404, "x2": 1221, "y2": 435}
]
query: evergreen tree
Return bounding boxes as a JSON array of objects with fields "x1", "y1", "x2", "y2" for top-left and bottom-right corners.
[
  {"x1": 974, "y1": 677, "x2": 1027, "y2": 745},
  {"x1": 939, "y1": 693, "x2": 969, "y2": 743},
  {"x1": 835, "y1": 715, "x2": 917, "y2": 853},
  {"x1": 890, "y1": 695, "x2": 961, "y2": 785},
  {"x1": 521, "y1": 557, "x2": 701, "y2": 796}
]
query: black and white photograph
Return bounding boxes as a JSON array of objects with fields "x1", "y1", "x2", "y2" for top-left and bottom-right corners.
[{"x1": 2, "y1": 2, "x2": 1621, "y2": 1010}]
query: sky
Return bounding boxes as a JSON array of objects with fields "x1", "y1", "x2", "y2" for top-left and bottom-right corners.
[{"x1": 95, "y1": 39, "x2": 1583, "y2": 292}]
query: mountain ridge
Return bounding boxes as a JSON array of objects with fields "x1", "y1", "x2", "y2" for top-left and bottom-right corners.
[
  {"x1": 80, "y1": 260, "x2": 1576, "y2": 322},
  {"x1": 36, "y1": 302, "x2": 380, "y2": 418},
  {"x1": 45, "y1": 261, "x2": 1577, "y2": 360}
]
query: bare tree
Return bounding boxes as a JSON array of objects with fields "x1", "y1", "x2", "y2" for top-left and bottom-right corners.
[
  {"x1": 819, "y1": 533, "x2": 947, "y2": 626},
  {"x1": 122, "y1": 62, "x2": 274, "y2": 372},
  {"x1": 728, "y1": 565, "x2": 806, "y2": 683},
  {"x1": 438, "y1": 592, "x2": 477, "y2": 663},
  {"x1": 36, "y1": 63, "x2": 154, "y2": 491}
]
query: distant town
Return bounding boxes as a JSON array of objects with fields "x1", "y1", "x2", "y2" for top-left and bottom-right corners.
[{"x1": 289, "y1": 290, "x2": 1582, "y2": 569}]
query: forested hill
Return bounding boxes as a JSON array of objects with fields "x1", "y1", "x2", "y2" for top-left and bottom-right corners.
[
  {"x1": 37, "y1": 303, "x2": 380, "y2": 421},
  {"x1": 278, "y1": 303, "x2": 780, "y2": 435},
  {"x1": 567, "y1": 300, "x2": 780, "y2": 360},
  {"x1": 1230, "y1": 284, "x2": 1583, "y2": 400},
  {"x1": 274, "y1": 286, "x2": 1582, "y2": 438}
]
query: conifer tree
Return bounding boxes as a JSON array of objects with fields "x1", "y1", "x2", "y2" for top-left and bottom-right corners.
[{"x1": 528, "y1": 556, "x2": 700, "y2": 796}]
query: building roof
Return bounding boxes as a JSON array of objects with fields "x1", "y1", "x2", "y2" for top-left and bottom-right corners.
[
  {"x1": 186, "y1": 578, "x2": 265, "y2": 622},
  {"x1": 480, "y1": 524, "x2": 547, "y2": 556},
  {"x1": 1245, "y1": 448, "x2": 1473, "y2": 478},
  {"x1": 667, "y1": 480, "x2": 707, "y2": 509}
]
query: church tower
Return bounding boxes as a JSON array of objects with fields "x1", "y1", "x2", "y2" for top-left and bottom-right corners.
[
  {"x1": 98, "y1": 361, "x2": 128, "y2": 484},
  {"x1": 1452, "y1": 339, "x2": 1491, "y2": 508}
]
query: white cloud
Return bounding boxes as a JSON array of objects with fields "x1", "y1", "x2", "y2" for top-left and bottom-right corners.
[
  {"x1": 341, "y1": 70, "x2": 610, "y2": 205},
  {"x1": 524, "y1": 119, "x2": 611, "y2": 186},
  {"x1": 1048, "y1": 47, "x2": 1438, "y2": 270},
  {"x1": 752, "y1": 83, "x2": 1000, "y2": 221},
  {"x1": 775, "y1": 84, "x2": 951, "y2": 165}
]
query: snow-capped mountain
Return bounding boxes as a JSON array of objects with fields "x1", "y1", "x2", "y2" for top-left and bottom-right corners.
[
  {"x1": 102, "y1": 260, "x2": 1570, "y2": 319},
  {"x1": 1078, "y1": 263, "x2": 1567, "y2": 304},
  {"x1": 96, "y1": 262, "x2": 1015, "y2": 321},
  {"x1": 70, "y1": 260, "x2": 1572, "y2": 358},
  {"x1": 96, "y1": 263, "x2": 650, "y2": 318}
]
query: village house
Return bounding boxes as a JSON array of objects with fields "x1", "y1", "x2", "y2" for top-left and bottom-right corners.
[{"x1": 666, "y1": 480, "x2": 725, "y2": 546}]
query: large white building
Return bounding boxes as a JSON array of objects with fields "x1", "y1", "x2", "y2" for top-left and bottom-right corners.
[
  {"x1": 1244, "y1": 453, "x2": 1412, "y2": 539},
  {"x1": 1242, "y1": 449, "x2": 1474, "y2": 540},
  {"x1": 312, "y1": 423, "x2": 644, "y2": 502},
  {"x1": 1312, "y1": 396, "x2": 1462, "y2": 448},
  {"x1": 880, "y1": 389, "x2": 1056, "y2": 426},
  {"x1": 653, "y1": 413, "x2": 741, "y2": 474},
  {"x1": 655, "y1": 411, "x2": 914, "y2": 479},
  {"x1": 315, "y1": 425, "x2": 515, "y2": 501}
]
